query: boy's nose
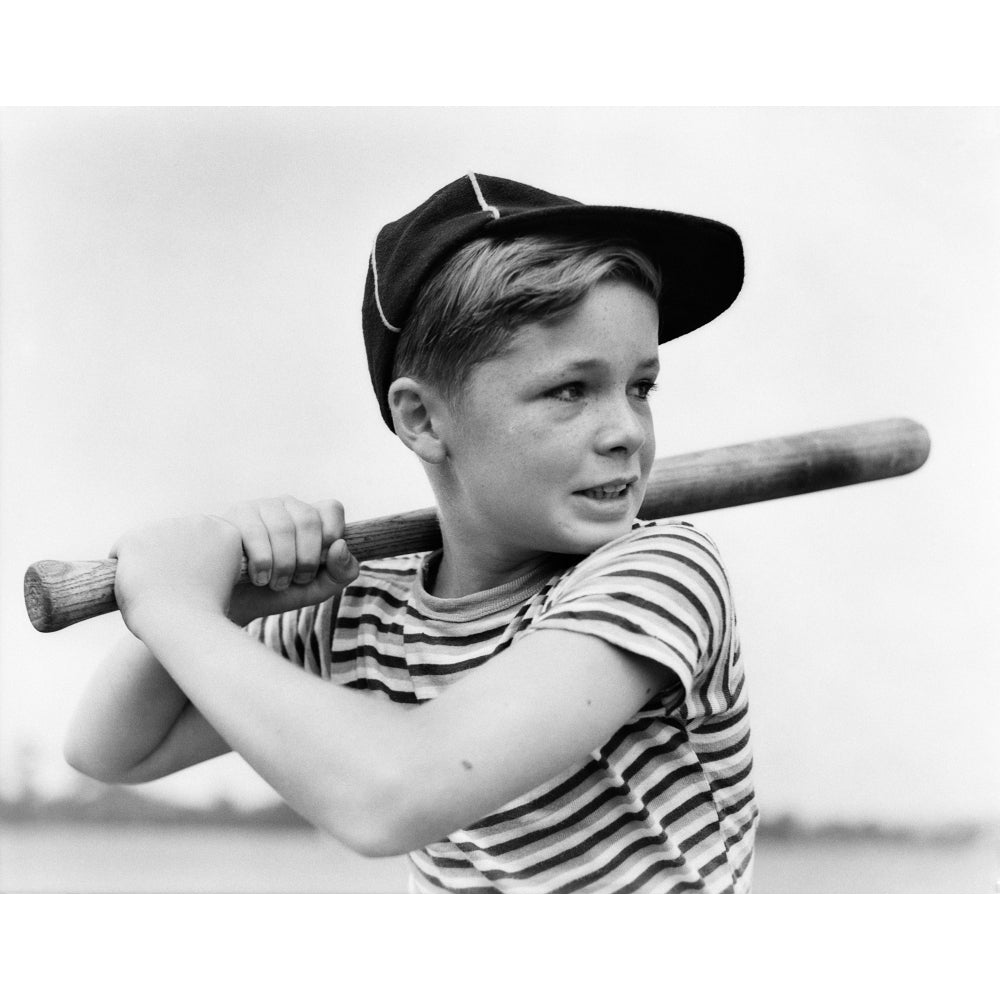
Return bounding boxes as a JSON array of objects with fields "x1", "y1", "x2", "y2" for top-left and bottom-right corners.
[{"x1": 594, "y1": 398, "x2": 647, "y2": 456}]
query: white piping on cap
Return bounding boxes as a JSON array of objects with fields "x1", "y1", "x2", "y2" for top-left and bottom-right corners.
[
  {"x1": 370, "y1": 233, "x2": 401, "y2": 333},
  {"x1": 372, "y1": 175, "x2": 498, "y2": 335},
  {"x1": 467, "y1": 172, "x2": 500, "y2": 219}
]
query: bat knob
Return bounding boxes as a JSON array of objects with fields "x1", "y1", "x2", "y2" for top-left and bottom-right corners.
[{"x1": 24, "y1": 559, "x2": 120, "y2": 633}]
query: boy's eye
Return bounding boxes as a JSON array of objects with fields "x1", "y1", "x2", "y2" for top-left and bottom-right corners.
[
  {"x1": 548, "y1": 383, "x2": 584, "y2": 402},
  {"x1": 631, "y1": 380, "x2": 659, "y2": 400}
]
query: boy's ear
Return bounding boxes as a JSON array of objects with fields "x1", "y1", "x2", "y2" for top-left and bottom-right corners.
[{"x1": 387, "y1": 377, "x2": 448, "y2": 463}]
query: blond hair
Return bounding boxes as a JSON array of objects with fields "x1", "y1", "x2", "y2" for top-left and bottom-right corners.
[{"x1": 391, "y1": 234, "x2": 661, "y2": 403}]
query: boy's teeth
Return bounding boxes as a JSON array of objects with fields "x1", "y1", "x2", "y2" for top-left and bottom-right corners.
[{"x1": 585, "y1": 484, "x2": 627, "y2": 499}]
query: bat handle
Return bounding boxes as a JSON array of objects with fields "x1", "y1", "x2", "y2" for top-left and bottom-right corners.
[
  {"x1": 23, "y1": 508, "x2": 443, "y2": 634},
  {"x1": 24, "y1": 560, "x2": 121, "y2": 634},
  {"x1": 23, "y1": 557, "x2": 251, "y2": 633}
]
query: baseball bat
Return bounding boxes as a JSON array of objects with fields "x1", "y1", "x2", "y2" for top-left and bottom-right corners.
[{"x1": 24, "y1": 417, "x2": 930, "y2": 634}]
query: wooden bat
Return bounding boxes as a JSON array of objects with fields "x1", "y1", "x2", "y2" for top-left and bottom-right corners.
[{"x1": 24, "y1": 417, "x2": 930, "y2": 634}]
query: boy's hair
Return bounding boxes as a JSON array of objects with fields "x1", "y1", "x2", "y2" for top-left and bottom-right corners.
[{"x1": 390, "y1": 234, "x2": 662, "y2": 406}]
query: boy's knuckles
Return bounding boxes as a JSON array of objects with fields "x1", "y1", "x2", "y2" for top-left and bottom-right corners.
[
  {"x1": 257, "y1": 497, "x2": 292, "y2": 524},
  {"x1": 236, "y1": 523, "x2": 268, "y2": 547},
  {"x1": 317, "y1": 498, "x2": 345, "y2": 520},
  {"x1": 281, "y1": 495, "x2": 320, "y2": 520},
  {"x1": 267, "y1": 519, "x2": 296, "y2": 541},
  {"x1": 294, "y1": 518, "x2": 323, "y2": 543},
  {"x1": 316, "y1": 501, "x2": 346, "y2": 543}
]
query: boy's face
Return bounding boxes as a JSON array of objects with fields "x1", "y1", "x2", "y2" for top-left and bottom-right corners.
[{"x1": 437, "y1": 279, "x2": 659, "y2": 561}]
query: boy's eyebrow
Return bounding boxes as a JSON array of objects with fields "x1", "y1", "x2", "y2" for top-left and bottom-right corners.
[{"x1": 540, "y1": 356, "x2": 661, "y2": 378}]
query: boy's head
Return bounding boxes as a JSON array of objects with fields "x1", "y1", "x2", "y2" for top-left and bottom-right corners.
[{"x1": 363, "y1": 173, "x2": 744, "y2": 432}]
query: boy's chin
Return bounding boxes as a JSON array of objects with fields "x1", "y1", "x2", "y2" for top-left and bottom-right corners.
[{"x1": 542, "y1": 518, "x2": 636, "y2": 556}]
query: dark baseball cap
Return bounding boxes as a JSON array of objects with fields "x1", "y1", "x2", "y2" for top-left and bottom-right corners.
[{"x1": 363, "y1": 172, "x2": 744, "y2": 430}]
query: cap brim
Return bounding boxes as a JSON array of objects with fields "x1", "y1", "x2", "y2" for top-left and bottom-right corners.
[{"x1": 486, "y1": 203, "x2": 744, "y2": 341}]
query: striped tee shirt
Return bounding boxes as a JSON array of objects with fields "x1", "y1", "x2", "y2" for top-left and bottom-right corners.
[{"x1": 250, "y1": 519, "x2": 757, "y2": 893}]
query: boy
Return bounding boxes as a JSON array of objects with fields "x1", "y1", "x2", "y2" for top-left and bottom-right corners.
[{"x1": 65, "y1": 173, "x2": 756, "y2": 892}]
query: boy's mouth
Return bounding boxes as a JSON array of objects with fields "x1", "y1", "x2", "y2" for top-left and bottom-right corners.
[{"x1": 577, "y1": 478, "x2": 636, "y2": 501}]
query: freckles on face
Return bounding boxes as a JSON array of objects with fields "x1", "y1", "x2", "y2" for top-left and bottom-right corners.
[
  {"x1": 444, "y1": 281, "x2": 660, "y2": 513},
  {"x1": 454, "y1": 378, "x2": 528, "y2": 463}
]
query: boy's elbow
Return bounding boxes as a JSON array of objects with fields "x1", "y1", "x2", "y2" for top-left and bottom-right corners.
[
  {"x1": 315, "y1": 761, "x2": 434, "y2": 859},
  {"x1": 63, "y1": 741, "x2": 116, "y2": 784},
  {"x1": 336, "y1": 822, "x2": 410, "y2": 859},
  {"x1": 63, "y1": 735, "x2": 142, "y2": 786}
]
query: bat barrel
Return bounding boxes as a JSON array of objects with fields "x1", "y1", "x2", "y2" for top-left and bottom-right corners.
[
  {"x1": 638, "y1": 417, "x2": 931, "y2": 518},
  {"x1": 23, "y1": 417, "x2": 930, "y2": 634}
]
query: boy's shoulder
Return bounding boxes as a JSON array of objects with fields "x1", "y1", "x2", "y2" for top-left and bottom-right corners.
[
  {"x1": 538, "y1": 517, "x2": 731, "y2": 609},
  {"x1": 631, "y1": 516, "x2": 715, "y2": 540},
  {"x1": 594, "y1": 517, "x2": 723, "y2": 563}
]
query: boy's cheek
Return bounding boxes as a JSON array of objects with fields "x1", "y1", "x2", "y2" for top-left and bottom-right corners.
[{"x1": 641, "y1": 431, "x2": 657, "y2": 470}]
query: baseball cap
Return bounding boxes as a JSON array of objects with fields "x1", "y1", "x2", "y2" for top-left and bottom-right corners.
[{"x1": 363, "y1": 172, "x2": 744, "y2": 430}]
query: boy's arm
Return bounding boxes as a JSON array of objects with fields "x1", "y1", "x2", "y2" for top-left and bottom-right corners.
[
  {"x1": 130, "y1": 596, "x2": 664, "y2": 856},
  {"x1": 64, "y1": 498, "x2": 351, "y2": 785},
  {"x1": 375, "y1": 628, "x2": 668, "y2": 849},
  {"x1": 109, "y1": 511, "x2": 680, "y2": 857},
  {"x1": 63, "y1": 631, "x2": 231, "y2": 783}
]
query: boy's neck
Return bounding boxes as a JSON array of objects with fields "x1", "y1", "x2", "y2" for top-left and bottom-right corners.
[
  {"x1": 431, "y1": 548, "x2": 553, "y2": 600},
  {"x1": 429, "y1": 521, "x2": 558, "y2": 599}
]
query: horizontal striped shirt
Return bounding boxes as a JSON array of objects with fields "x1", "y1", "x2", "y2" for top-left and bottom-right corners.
[{"x1": 251, "y1": 519, "x2": 756, "y2": 892}]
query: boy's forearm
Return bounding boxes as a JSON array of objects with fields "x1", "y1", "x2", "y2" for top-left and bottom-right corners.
[
  {"x1": 64, "y1": 633, "x2": 193, "y2": 782},
  {"x1": 127, "y1": 602, "x2": 414, "y2": 853}
]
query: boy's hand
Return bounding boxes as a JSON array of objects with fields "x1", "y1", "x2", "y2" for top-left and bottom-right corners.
[
  {"x1": 222, "y1": 497, "x2": 359, "y2": 626},
  {"x1": 110, "y1": 514, "x2": 247, "y2": 633},
  {"x1": 110, "y1": 498, "x2": 359, "y2": 635}
]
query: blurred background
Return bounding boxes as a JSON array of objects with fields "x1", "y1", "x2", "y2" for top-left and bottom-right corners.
[{"x1": 1, "y1": 107, "x2": 998, "y2": 892}]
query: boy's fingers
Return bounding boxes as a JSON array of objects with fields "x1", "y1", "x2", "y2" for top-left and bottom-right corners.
[
  {"x1": 241, "y1": 540, "x2": 357, "y2": 619},
  {"x1": 258, "y1": 499, "x2": 298, "y2": 590},
  {"x1": 225, "y1": 504, "x2": 273, "y2": 586},
  {"x1": 221, "y1": 496, "x2": 346, "y2": 594},
  {"x1": 314, "y1": 499, "x2": 346, "y2": 551},
  {"x1": 282, "y1": 497, "x2": 325, "y2": 585}
]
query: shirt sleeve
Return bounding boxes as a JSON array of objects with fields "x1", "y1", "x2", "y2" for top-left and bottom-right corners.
[
  {"x1": 526, "y1": 520, "x2": 733, "y2": 700},
  {"x1": 245, "y1": 593, "x2": 340, "y2": 680}
]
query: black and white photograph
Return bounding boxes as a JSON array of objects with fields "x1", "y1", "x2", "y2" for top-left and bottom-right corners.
[{"x1": 1, "y1": 107, "x2": 997, "y2": 905}]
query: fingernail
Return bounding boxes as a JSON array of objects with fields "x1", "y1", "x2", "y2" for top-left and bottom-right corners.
[{"x1": 254, "y1": 571, "x2": 269, "y2": 586}]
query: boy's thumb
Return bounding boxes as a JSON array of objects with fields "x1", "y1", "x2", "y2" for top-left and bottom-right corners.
[{"x1": 324, "y1": 538, "x2": 359, "y2": 584}]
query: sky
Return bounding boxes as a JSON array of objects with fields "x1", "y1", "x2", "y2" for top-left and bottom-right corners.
[{"x1": 1, "y1": 107, "x2": 998, "y2": 825}]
